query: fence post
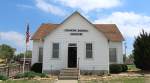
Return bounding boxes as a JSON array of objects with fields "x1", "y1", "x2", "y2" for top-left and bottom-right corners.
[
  {"x1": 4, "y1": 67, "x2": 7, "y2": 76},
  {"x1": 7, "y1": 67, "x2": 9, "y2": 77},
  {"x1": 18, "y1": 65, "x2": 20, "y2": 73},
  {"x1": 4, "y1": 67, "x2": 6, "y2": 76},
  {"x1": 28, "y1": 64, "x2": 30, "y2": 71}
]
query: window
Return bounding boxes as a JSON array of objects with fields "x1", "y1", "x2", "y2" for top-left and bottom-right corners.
[
  {"x1": 109, "y1": 48, "x2": 117, "y2": 62},
  {"x1": 52, "y1": 43, "x2": 59, "y2": 58},
  {"x1": 86, "y1": 43, "x2": 93, "y2": 58},
  {"x1": 39, "y1": 47, "x2": 43, "y2": 63}
]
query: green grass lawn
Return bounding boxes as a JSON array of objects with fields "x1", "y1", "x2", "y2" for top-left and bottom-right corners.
[
  {"x1": 127, "y1": 64, "x2": 140, "y2": 71},
  {"x1": 0, "y1": 77, "x2": 147, "y2": 83},
  {"x1": 79, "y1": 77, "x2": 145, "y2": 83},
  {"x1": 0, "y1": 80, "x2": 55, "y2": 83},
  {"x1": 109, "y1": 77, "x2": 144, "y2": 83}
]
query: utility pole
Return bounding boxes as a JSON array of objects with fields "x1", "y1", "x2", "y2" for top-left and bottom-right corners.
[
  {"x1": 124, "y1": 41, "x2": 127, "y2": 63},
  {"x1": 125, "y1": 42, "x2": 126, "y2": 56}
]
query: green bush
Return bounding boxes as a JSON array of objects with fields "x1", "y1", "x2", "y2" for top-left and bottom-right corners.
[
  {"x1": 24, "y1": 71, "x2": 37, "y2": 79},
  {"x1": 0, "y1": 75, "x2": 8, "y2": 81},
  {"x1": 121, "y1": 64, "x2": 128, "y2": 72},
  {"x1": 14, "y1": 73, "x2": 24, "y2": 79},
  {"x1": 37, "y1": 73, "x2": 48, "y2": 78},
  {"x1": 31, "y1": 63, "x2": 42, "y2": 73},
  {"x1": 110, "y1": 64, "x2": 122, "y2": 73},
  {"x1": 110, "y1": 64, "x2": 128, "y2": 73},
  {"x1": 14, "y1": 71, "x2": 48, "y2": 79}
]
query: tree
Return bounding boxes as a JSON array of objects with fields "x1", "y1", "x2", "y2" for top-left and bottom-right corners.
[
  {"x1": 14, "y1": 50, "x2": 32, "y2": 61},
  {"x1": 123, "y1": 54, "x2": 127, "y2": 63},
  {"x1": 125, "y1": 54, "x2": 134, "y2": 64},
  {"x1": 26, "y1": 50, "x2": 32, "y2": 58},
  {"x1": 0, "y1": 44, "x2": 15, "y2": 64},
  {"x1": 133, "y1": 30, "x2": 150, "y2": 70},
  {"x1": 128, "y1": 54, "x2": 134, "y2": 60}
]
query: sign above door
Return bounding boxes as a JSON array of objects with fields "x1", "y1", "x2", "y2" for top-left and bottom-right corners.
[{"x1": 64, "y1": 29, "x2": 88, "y2": 36}]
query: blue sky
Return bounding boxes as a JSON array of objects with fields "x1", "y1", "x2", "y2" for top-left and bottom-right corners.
[{"x1": 0, "y1": 0, "x2": 150, "y2": 55}]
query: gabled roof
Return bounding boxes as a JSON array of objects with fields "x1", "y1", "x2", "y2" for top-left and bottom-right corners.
[
  {"x1": 94, "y1": 24, "x2": 124, "y2": 41},
  {"x1": 31, "y1": 24, "x2": 58, "y2": 40},
  {"x1": 31, "y1": 23, "x2": 124, "y2": 42},
  {"x1": 31, "y1": 11, "x2": 124, "y2": 42}
]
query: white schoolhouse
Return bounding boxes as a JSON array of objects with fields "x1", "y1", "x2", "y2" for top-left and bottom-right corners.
[{"x1": 31, "y1": 12, "x2": 124, "y2": 74}]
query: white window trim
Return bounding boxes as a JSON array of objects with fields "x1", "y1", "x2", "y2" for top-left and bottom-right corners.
[
  {"x1": 109, "y1": 48, "x2": 118, "y2": 63},
  {"x1": 85, "y1": 42, "x2": 94, "y2": 60},
  {"x1": 38, "y1": 46, "x2": 43, "y2": 63},
  {"x1": 51, "y1": 42, "x2": 60, "y2": 59}
]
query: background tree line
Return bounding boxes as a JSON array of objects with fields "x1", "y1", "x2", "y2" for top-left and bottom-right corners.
[{"x1": 0, "y1": 44, "x2": 32, "y2": 64}]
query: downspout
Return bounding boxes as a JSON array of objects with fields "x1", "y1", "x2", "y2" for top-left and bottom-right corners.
[{"x1": 108, "y1": 39, "x2": 110, "y2": 74}]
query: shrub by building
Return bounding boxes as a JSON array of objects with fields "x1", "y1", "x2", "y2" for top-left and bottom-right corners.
[
  {"x1": 109, "y1": 64, "x2": 128, "y2": 73},
  {"x1": 31, "y1": 63, "x2": 42, "y2": 73},
  {"x1": 0, "y1": 75, "x2": 8, "y2": 81}
]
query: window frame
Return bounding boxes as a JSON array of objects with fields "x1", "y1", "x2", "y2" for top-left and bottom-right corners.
[
  {"x1": 38, "y1": 47, "x2": 43, "y2": 63},
  {"x1": 52, "y1": 43, "x2": 59, "y2": 58},
  {"x1": 86, "y1": 43, "x2": 93, "y2": 59},
  {"x1": 109, "y1": 48, "x2": 117, "y2": 63}
]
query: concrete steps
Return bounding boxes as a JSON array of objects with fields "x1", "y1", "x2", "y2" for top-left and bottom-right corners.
[{"x1": 59, "y1": 68, "x2": 80, "y2": 80}]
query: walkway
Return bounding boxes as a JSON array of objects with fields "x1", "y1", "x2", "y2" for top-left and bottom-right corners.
[{"x1": 56, "y1": 80, "x2": 78, "y2": 83}]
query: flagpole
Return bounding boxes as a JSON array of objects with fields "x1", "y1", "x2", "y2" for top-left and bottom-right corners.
[
  {"x1": 23, "y1": 23, "x2": 29, "y2": 73},
  {"x1": 23, "y1": 24, "x2": 27, "y2": 74},
  {"x1": 23, "y1": 44, "x2": 27, "y2": 73}
]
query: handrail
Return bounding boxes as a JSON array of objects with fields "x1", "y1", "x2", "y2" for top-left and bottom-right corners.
[
  {"x1": 77, "y1": 57, "x2": 80, "y2": 79},
  {"x1": 77, "y1": 57, "x2": 80, "y2": 69}
]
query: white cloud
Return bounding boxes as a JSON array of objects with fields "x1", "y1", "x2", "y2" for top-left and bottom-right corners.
[
  {"x1": 0, "y1": 31, "x2": 24, "y2": 47},
  {"x1": 0, "y1": 31, "x2": 32, "y2": 53},
  {"x1": 94, "y1": 12, "x2": 150, "y2": 38},
  {"x1": 35, "y1": 0, "x2": 66, "y2": 16},
  {"x1": 57, "y1": 0, "x2": 122, "y2": 13}
]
